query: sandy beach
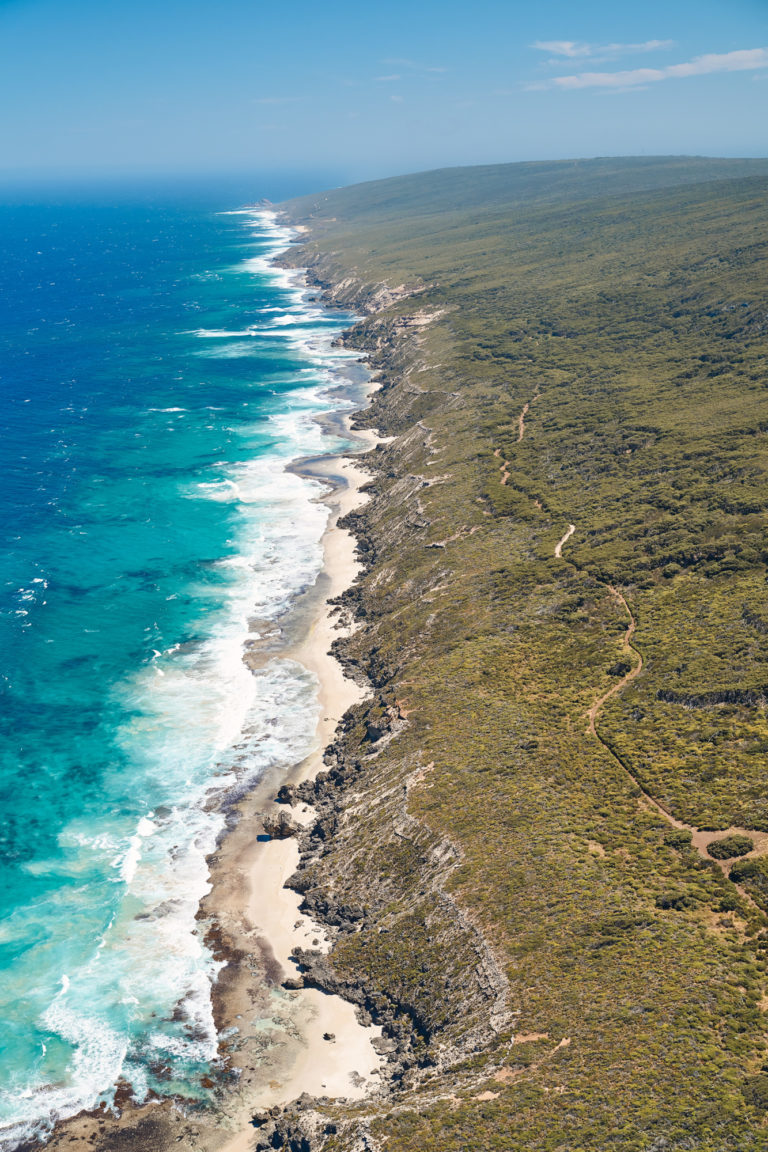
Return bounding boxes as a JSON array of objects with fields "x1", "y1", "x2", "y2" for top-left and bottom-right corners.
[
  {"x1": 210, "y1": 417, "x2": 387, "y2": 1131},
  {"x1": 210, "y1": 423, "x2": 386, "y2": 1152}
]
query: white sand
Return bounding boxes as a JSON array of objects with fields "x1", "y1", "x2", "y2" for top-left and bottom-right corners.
[{"x1": 214, "y1": 430, "x2": 385, "y2": 1151}]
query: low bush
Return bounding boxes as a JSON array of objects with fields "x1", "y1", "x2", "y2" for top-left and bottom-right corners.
[
  {"x1": 707, "y1": 834, "x2": 754, "y2": 860},
  {"x1": 744, "y1": 1074, "x2": 768, "y2": 1110},
  {"x1": 664, "y1": 829, "x2": 693, "y2": 851}
]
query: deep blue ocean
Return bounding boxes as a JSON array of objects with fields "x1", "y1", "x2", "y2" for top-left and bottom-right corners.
[{"x1": 0, "y1": 187, "x2": 359, "y2": 1144}]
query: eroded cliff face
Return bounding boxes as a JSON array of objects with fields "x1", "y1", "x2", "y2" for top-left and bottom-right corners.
[{"x1": 279, "y1": 245, "x2": 425, "y2": 316}]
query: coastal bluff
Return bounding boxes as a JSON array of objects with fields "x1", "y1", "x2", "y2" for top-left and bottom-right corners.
[{"x1": 272, "y1": 157, "x2": 768, "y2": 1151}]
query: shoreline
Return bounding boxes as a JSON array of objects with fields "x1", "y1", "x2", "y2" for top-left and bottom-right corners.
[
  {"x1": 197, "y1": 238, "x2": 390, "y2": 1143},
  {"x1": 35, "y1": 340, "x2": 387, "y2": 1152},
  {"x1": 207, "y1": 400, "x2": 387, "y2": 1149}
]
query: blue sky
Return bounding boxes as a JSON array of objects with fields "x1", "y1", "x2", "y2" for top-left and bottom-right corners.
[{"x1": 0, "y1": 0, "x2": 766, "y2": 185}]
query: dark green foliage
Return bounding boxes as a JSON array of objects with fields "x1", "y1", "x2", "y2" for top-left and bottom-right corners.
[
  {"x1": 664, "y1": 829, "x2": 693, "y2": 851},
  {"x1": 718, "y1": 890, "x2": 742, "y2": 912},
  {"x1": 743, "y1": 1074, "x2": 768, "y2": 1110},
  {"x1": 655, "y1": 890, "x2": 694, "y2": 910},
  {"x1": 731, "y1": 859, "x2": 768, "y2": 883},
  {"x1": 707, "y1": 834, "x2": 755, "y2": 859},
  {"x1": 730, "y1": 858, "x2": 768, "y2": 914}
]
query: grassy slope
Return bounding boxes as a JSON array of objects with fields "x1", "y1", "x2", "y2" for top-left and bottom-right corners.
[{"x1": 280, "y1": 158, "x2": 768, "y2": 1150}]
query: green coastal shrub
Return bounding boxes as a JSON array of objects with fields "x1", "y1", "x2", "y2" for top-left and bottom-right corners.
[
  {"x1": 729, "y1": 857, "x2": 768, "y2": 915},
  {"x1": 285, "y1": 157, "x2": 768, "y2": 1151},
  {"x1": 717, "y1": 891, "x2": 741, "y2": 913},
  {"x1": 730, "y1": 858, "x2": 768, "y2": 884},
  {"x1": 707, "y1": 834, "x2": 754, "y2": 860},
  {"x1": 743, "y1": 1074, "x2": 768, "y2": 1110},
  {"x1": 655, "y1": 890, "x2": 694, "y2": 910},
  {"x1": 664, "y1": 829, "x2": 693, "y2": 851}
]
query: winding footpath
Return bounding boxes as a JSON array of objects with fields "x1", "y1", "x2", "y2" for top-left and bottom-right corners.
[
  {"x1": 495, "y1": 391, "x2": 541, "y2": 487},
  {"x1": 493, "y1": 447, "x2": 511, "y2": 487},
  {"x1": 587, "y1": 587, "x2": 643, "y2": 737},
  {"x1": 494, "y1": 391, "x2": 768, "y2": 922},
  {"x1": 585, "y1": 584, "x2": 768, "y2": 903},
  {"x1": 554, "y1": 524, "x2": 576, "y2": 559},
  {"x1": 584, "y1": 589, "x2": 687, "y2": 830},
  {"x1": 517, "y1": 391, "x2": 540, "y2": 442},
  {"x1": 496, "y1": 392, "x2": 765, "y2": 885}
]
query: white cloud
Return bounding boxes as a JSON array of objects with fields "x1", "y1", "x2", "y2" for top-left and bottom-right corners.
[
  {"x1": 531, "y1": 47, "x2": 768, "y2": 91},
  {"x1": 533, "y1": 39, "x2": 675, "y2": 61},
  {"x1": 533, "y1": 40, "x2": 592, "y2": 58},
  {"x1": 382, "y1": 57, "x2": 447, "y2": 74},
  {"x1": 375, "y1": 74, "x2": 401, "y2": 82}
]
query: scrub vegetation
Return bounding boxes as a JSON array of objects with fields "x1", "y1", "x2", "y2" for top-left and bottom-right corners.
[{"x1": 278, "y1": 157, "x2": 768, "y2": 1150}]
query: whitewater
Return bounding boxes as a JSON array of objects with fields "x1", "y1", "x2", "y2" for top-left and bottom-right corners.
[{"x1": 0, "y1": 198, "x2": 362, "y2": 1146}]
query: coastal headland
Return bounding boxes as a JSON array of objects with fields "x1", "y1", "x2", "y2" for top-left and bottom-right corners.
[{"x1": 32, "y1": 155, "x2": 768, "y2": 1152}]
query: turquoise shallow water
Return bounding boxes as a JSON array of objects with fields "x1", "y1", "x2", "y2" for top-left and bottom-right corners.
[{"x1": 0, "y1": 194, "x2": 359, "y2": 1144}]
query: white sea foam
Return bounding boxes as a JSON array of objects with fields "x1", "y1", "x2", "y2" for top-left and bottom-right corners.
[
  {"x1": 0, "y1": 206, "x2": 365, "y2": 1149},
  {"x1": 189, "y1": 327, "x2": 255, "y2": 337}
]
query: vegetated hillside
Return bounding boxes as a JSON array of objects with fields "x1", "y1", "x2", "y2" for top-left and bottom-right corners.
[{"x1": 277, "y1": 157, "x2": 768, "y2": 1151}]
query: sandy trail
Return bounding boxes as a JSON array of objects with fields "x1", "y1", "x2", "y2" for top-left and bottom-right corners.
[
  {"x1": 587, "y1": 586, "x2": 643, "y2": 737},
  {"x1": 494, "y1": 393, "x2": 540, "y2": 486},
  {"x1": 517, "y1": 403, "x2": 530, "y2": 443},
  {"x1": 493, "y1": 447, "x2": 510, "y2": 486},
  {"x1": 554, "y1": 524, "x2": 575, "y2": 558},
  {"x1": 517, "y1": 391, "x2": 540, "y2": 442}
]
